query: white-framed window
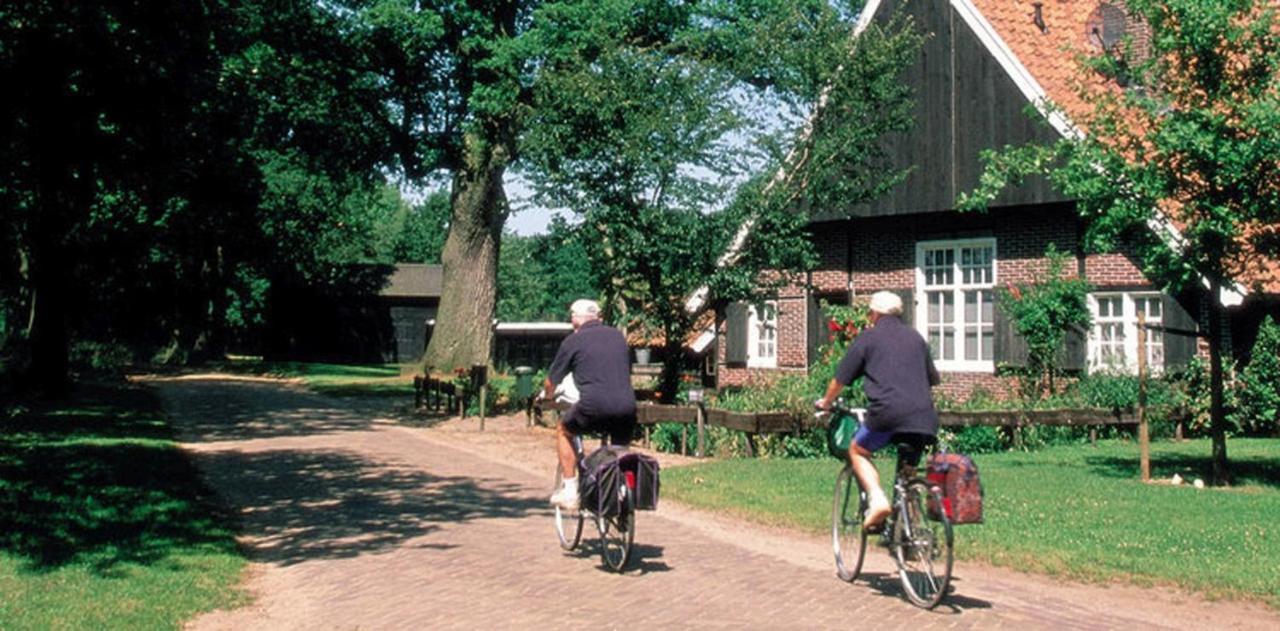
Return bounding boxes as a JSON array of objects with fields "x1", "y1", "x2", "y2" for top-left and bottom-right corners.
[
  {"x1": 746, "y1": 301, "x2": 778, "y2": 368},
  {"x1": 1088, "y1": 292, "x2": 1164, "y2": 372},
  {"x1": 915, "y1": 238, "x2": 997, "y2": 371}
]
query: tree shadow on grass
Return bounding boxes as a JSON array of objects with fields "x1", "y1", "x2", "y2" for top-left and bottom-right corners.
[
  {"x1": 1083, "y1": 453, "x2": 1280, "y2": 488},
  {"x1": 0, "y1": 384, "x2": 238, "y2": 574}
]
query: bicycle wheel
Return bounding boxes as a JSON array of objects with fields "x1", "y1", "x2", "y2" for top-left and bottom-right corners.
[
  {"x1": 598, "y1": 482, "x2": 634, "y2": 571},
  {"x1": 831, "y1": 465, "x2": 868, "y2": 582},
  {"x1": 553, "y1": 467, "x2": 583, "y2": 551},
  {"x1": 892, "y1": 479, "x2": 953, "y2": 609}
]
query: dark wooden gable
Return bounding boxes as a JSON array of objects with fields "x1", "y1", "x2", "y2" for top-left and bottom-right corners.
[{"x1": 819, "y1": 0, "x2": 1068, "y2": 221}]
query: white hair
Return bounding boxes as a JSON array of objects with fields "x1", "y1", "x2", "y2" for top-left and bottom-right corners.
[
  {"x1": 569, "y1": 299, "x2": 600, "y2": 319},
  {"x1": 868, "y1": 291, "x2": 903, "y2": 316}
]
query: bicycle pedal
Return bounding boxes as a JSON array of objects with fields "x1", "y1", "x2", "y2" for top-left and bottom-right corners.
[{"x1": 865, "y1": 523, "x2": 887, "y2": 535}]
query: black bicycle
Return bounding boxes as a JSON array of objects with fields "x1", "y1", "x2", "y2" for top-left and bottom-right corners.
[
  {"x1": 553, "y1": 433, "x2": 635, "y2": 572},
  {"x1": 825, "y1": 403, "x2": 954, "y2": 609}
]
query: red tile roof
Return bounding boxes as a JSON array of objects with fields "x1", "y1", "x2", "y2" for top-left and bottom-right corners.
[{"x1": 966, "y1": 0, "x2": 1280, "y2": 294}]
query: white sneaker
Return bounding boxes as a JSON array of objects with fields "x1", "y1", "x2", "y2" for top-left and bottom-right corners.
[
  {"x1": 864, "y1": 495, "x2": 892, "y2": 531},
  {"x1": 550, "y1": 481, "x2": 580, "y2": 511}
]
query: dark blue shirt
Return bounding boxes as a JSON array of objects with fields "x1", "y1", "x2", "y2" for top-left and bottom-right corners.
[
  {"x1": 834, "y1": 315, "x2": 940, "y2": 435},
  {"x1": 548, "y1": 320, "x2": 636, "y2": 418}
]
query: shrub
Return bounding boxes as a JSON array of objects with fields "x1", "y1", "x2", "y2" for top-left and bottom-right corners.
[
  {"x1": 1234, "y1": 315, "x2": 1280, "y2": 436},
  {"x1": 997, "y1": 244, "x2": 1092, "y2": 398}
]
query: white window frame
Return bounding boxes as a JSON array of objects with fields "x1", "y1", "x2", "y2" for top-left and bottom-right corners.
[
  {"x1": 746, "y1": 301, "x2": 778, "y2": 368},
  {"x1": 1087, "y1": 292, "x2": 1164, "y2": 373},
  {"x1": 914, "y1": 238, "x2": 998, "y2": 372}
]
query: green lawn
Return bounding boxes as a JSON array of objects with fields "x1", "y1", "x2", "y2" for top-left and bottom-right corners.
[
  {"x1": 0, "y1": 384, "x2": 247, "y2": 629},
  {"x1": 221, "y1": 359, "x2": 415, "y2": 396},
  {"x1": 664, "y1": 439, "x2": 1280, "y2": 607}
]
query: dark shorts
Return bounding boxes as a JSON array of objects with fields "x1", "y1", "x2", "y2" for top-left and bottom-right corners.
[
  {"x1": 853, "y1": 427, "x2": 935, "y2": 468},
  {"x1": 562, "y1": 404, "x2": 635, "y2": 446}
]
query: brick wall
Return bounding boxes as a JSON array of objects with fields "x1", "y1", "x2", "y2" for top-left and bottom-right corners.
[{"x1": 719, "y1": 205, "x2": 1167, "y2": 400}]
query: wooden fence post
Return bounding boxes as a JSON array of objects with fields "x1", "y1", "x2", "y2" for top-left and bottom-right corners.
[
  {"x1": 1138, "y1": 311, "x2": 1151, "y2": 482},
  {"x1": 695, "y1": 402, "x2": 706, "y2": 458}
]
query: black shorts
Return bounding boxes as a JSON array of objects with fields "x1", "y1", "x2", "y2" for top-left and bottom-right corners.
[{"x1": 562, "y1": 404, "x2": 635, "y2": 446}]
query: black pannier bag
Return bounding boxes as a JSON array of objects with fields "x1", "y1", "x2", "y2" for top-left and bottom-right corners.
[
  {"x1": 580, "y1": 446, "x2": 625, "y2": 517},
  {"x1": 618, "y1": 452, "x2": 661, "y2": 511},
  {"x1": 580, "y1": 447, "x2": 661, "y2": 516}
]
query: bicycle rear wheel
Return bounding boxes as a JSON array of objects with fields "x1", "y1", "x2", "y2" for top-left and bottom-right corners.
[
  {"x1": 553, "y1": 468, "x2": 584, "y2": 551},
  {"x1": 832, "y1": 465, "x2": 868, "y2": 582},
  {"x1": 598, "y1": 483, "x2": 634, "y2": 571},
  {"x1": 892, "y1": 479, "x2": 953, "y2": 608}
]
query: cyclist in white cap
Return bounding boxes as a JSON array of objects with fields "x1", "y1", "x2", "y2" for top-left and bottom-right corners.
[
  {"x1": 544, "y1": 299, "x2": 637, "y2": 511},
  {"x1": 816, "y1": 290, "x2": 940, "y2": 530}
]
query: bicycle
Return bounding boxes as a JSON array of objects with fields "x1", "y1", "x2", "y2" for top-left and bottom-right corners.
[
  {"x1": 824, "y1": 402, "x2": 954, "y2": 609},
  {"x1": 553, "y1": 432, "x2": 635, "y2": 572}
]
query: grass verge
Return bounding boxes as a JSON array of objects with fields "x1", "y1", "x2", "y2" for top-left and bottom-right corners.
[
  {"x1": 663, "y1": 438, "x2": 1280, "y2": 607},
  {"x1": 218, "y1": 359, "x2": 414, "y2": 397},
  {"x1": 0, "y1": 383, "x2": 247, "y2": 629}
]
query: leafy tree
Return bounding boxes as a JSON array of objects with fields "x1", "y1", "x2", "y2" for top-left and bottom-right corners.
[
  {"x1": 300, "y1": 0, "x2": 913, "y2": 373},
  {"x1": 376, "y1": 189, "x2": 450, "y2": 264},
  {"x1": 960, "y1": 0, "x2": 1280, "y2": 484},
  {"x1": 998, "y1": 245, "x2": 1093, "y2": 399},
  {"x1": 0, "y1": 1, "x2": 421, "y2": 387},
  {"x1": 522, "y1": 5, "x2": 923, "y2": 399}
]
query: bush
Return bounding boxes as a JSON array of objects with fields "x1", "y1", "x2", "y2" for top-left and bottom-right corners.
[{"x1": 1234, "y1": 315, "x2": 1280, "y2": 436}]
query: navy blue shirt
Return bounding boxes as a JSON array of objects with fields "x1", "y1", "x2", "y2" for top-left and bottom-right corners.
[
  {"x1": 548, "y1": 320, "x2": 636, "y2": 418},
  {"x1": 834, "y1": 315, "x2": 940, "y2": 435}
]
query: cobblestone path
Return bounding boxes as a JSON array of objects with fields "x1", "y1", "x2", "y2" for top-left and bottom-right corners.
[{"x1": 148, "y1": 376, "x2": 1279, "y2": 630}]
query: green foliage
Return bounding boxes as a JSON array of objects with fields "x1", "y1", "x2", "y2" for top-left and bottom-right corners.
[
  {"x1": 377, "y1": 190, "x2": 450, "y2": 265},
  {"x1": 1234, "y1": 315, "x2": 1280, "y2": 435},
  {"x1": 496, "y1": 225, "x2": 598, "y2": 322},
  {"x1": 997, "y1": 245, "x2": 1093, "y2": 397},
  {"x1": 0, "y1": 384, "x2": 246, "y2": 628}
]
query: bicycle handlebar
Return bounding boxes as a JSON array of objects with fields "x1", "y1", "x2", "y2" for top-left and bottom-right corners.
[{"x1": 815, "y1": 399, "x2": 867, "y2": 423}]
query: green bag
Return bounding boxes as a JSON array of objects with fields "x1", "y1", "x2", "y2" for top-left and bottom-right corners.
[{"x1": 826, "y1": 411, "x2": 859, "y2": 459}]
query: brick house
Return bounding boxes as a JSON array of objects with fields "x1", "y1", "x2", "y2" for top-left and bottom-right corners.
[{"x1": 714, "y1": 0, "x2": 1279, "y2": 398}]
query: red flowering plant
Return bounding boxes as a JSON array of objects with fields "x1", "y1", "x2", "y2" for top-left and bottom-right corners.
[{"x1": 819, "y1": 300, "x2": 872, "y2": 362}]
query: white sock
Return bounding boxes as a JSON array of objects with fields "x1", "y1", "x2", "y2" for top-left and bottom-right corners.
[{"x1": 562, "y1": 476, "x2": 578, "y2": 493}]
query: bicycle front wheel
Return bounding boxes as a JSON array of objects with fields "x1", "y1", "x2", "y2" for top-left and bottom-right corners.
[
  {"x1": 832, "y1": 465, "x2": 868, "y2": 582},
  {"x1": 553, "y1": 468, "x2": 583, "y2": 551},
  {"x1": 892, "y1": 479, "x2": 954, "y2": 609},
  {"x1": 598, "y1": 483, "x2": 634, "y2": 571}
]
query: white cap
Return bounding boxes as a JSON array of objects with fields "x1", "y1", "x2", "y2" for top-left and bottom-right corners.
[
  {"x1": 868, "y1": 291, "x2": 903, "y2": 316},
  {"x1": 569, "y1": 299, "x2": 600, "y2": 318}
]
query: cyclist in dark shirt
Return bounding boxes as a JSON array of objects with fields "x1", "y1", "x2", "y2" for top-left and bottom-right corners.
[
  {"x1": 817, "y1": 291, "x2": 940, "y2": 529},
  {"x1": 544, "y1": 299, "x2": 636, "y2": 511}
]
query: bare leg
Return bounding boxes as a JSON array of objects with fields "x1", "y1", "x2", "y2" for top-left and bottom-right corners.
[
  {"x1": 557, "y1": 422, "x2": 578, "y2": 479},
  {"x1": 849, "y1": 443, "x2": 892, "y2": 527}
]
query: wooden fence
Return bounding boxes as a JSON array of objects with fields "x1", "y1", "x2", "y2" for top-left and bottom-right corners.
[{"x1": 535, "y1": 402, "x2": 1140, "y2": 458}]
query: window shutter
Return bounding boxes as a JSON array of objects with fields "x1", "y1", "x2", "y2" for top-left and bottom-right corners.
[
  {"x1": 892, "y1": 289, "x2": 914, "y2": 328},
  {"x1": 806, "y1": 294, "x2": 826, "y2": 367},
  {"x1": 993, "y1": 302, "x2": 1029, "y2": 368},
  {"x1": 1162, "y1": 293, "x2": 1199, "y2": 370},
  {"x1": 1059, "y1": 325, "x2": 1087, "y2": 372},
  {"x1": 725, "y1": 302, "x2": 748, "y2": 366}
]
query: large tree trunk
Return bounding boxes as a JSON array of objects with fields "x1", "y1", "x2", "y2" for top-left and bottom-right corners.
[
  {"x1": 1206, "y1": 281, "x2": 1231, "y2": 486},
  {"x1": 421, "y1": 135, "x2": 511, "y2": 372}
]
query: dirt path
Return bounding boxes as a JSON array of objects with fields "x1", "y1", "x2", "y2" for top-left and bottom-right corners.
[{"x1": 146, "y1": 375, "x2": 1279, "y2": 630}]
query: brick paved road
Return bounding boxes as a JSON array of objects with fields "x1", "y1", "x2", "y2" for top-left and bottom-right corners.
[{"x1": 151, "y1": 377, "x2": 1279, "y2": 630}]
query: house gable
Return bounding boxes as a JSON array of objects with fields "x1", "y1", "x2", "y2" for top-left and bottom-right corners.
[{"x1": 815, "y1": 0, "x2": 1068, "y2": 221}]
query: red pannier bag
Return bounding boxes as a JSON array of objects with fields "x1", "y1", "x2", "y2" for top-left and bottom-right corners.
[{"x1": 926, "y1": 452, "x2": 984, "y2": 524}]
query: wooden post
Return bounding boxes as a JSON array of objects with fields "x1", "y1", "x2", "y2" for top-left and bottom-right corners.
[
  {"x1": 695, "y1": 403, "x2": 706, "y2": 458},
  {"x1": 479, "y1": 383, "x2": 487, "y2": 431},
  {"x1": 681, "y1": 425, "x2": 688, "y2": 456},
  {"x1": 644, "y1": 425, "x2": 650, "y2": 448},
  {"x1": 1138, "y1": 311, "x2": 1151, "y2": 482}
]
